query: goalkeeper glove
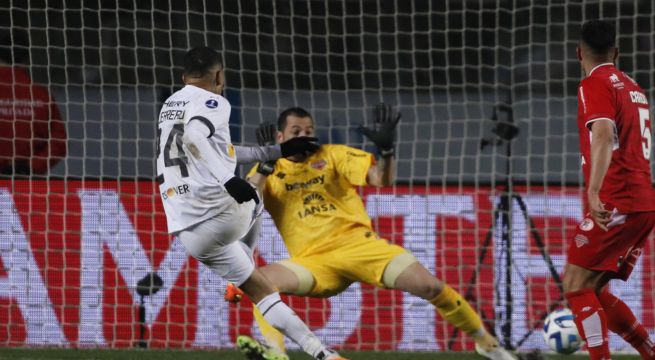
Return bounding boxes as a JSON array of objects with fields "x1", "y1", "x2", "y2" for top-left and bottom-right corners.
[
  {"x1": 256, "y1": 122, "x2": 277, "y2": 147},
  {"x1": 257, "y1": 122, "x2": 321, "y2": 156},
  {"x1": 256, "y1": 161, "x2": 275, "y2": 176},
  {"x1": 358, "y1": 103, "x2": 401, "y2": 157},
  {"x1": 224, "y1": 177, "x2": 259, "y2": 204},
  {"x1": 255, "y1": 123, "x2": 321, "y2": 175},
  {"x1": 279, "y1": 136, "x2": 320, "y2": 157},
  {"x1": 255, "y1": 123, "x2": 277, "y2": 175}
]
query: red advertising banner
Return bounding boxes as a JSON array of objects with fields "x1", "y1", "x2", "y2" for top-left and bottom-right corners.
[{"x1": 0, "y1": 180, "x2": 652, "y2": 351}]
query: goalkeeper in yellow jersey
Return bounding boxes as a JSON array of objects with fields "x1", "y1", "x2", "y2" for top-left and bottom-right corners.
[{"x1": 231, "y1": 105, "x2": 516, "y2": 360}]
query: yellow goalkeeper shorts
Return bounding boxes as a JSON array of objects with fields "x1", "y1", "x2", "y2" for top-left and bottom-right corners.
[{"x1": 279, "y1": 231, "x2": 410, "y2": 297}]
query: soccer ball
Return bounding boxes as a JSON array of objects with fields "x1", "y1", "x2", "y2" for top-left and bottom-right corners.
[{"x1": 543, "y1": 308, "x2": 582, "y2": 354}]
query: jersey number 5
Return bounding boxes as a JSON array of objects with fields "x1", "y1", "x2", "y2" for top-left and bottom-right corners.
[
  {"x1": 157, "y1": 123, "x2": 189, "y2": 177},
  {"x1": 639, "y1": 107, "x2": 652, "y2": 160}
]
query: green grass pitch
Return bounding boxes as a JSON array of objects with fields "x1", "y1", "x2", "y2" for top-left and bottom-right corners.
[{"x1": 0, "y1": 349, "x2": 641, "y2": 360}]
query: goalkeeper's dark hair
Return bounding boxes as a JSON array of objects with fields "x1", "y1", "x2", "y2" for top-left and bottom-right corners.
[
  {"x1": 183, "y1": 46, "x2": 222, "y2": 77},
  {"x1": 277, "y1": 107, "x2": 314, "y2": 131},
  {"x1": 580, "y1": 20, "x2": 616, "y2": 57}
]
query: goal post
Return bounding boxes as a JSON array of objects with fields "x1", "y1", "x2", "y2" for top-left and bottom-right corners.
[{"x1": 0, "y1": 0, "x2": 654, "y2": 352}]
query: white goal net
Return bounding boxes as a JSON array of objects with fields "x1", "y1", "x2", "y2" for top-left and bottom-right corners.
[{"x1": 0, "y1": 0, "x2": 654, "y2": 353}]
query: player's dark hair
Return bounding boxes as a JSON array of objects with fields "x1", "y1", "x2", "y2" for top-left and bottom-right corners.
[
  {"x1": 183, "y1": 46, "x2": 222, "y2": 77},
  {"x1": 277, "y1": 107, "x2": 314, "y2": 131},
  {"x1": 580, "y1": 20, "x2": 616, "y2": 57}
]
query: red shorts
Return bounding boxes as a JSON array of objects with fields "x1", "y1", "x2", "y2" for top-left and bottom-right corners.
[{"x1": 567, "y1": 211, "x2": 655, "y2": 280}]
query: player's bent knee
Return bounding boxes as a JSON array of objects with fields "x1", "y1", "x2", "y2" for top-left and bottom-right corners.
[
  {"x1": 278, "y1": 261, "x2": 315, "y2": 295},
  {"x1": 241, "y1": 269, "x2": 278, "y2": 303},
  {"x1": 562, "y1": 264, "x2": 603, "y2": 293},
  {"x1": 178, "y1": 228, "x2": 255, "y2": 288},
  {"x1": 563, "y1": 266, "x2": 583, "y2": 293},
  {"x1": 425, "y1": 280, "x2": 445, "y2": 300},
  {"x1": 382, "y1": 252, "x2": 419, "y2": 288}
]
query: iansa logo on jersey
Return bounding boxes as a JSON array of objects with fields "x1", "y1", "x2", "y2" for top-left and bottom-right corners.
[
  {"x1": 205, "y1": 99, "x2": 218, "y2": 108},
  {"x1": 297, "y1": 202, "x2": 337, "y2": 219},
  {"x1": 161, "y1": 184, "x2": 190, "y2": 200},
  {"x1": 303, "y1": 192, "x2": 324, "y2": 205}
]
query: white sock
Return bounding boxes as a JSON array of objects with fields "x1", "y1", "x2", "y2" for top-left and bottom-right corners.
[
  {"x1": 256, "y1": 292, "x2": 330, "y2": 359},
  {"x1": 582, "y1": 312, "x2": 604, "y2": 347}
]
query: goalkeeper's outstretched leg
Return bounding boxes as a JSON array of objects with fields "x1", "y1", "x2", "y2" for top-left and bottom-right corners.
[
  {"x1": 389, "y1": 257, "x2": 515, "y2": 360},
  {"x1": 227, "y1": 255, "x2": 516, "y2": 360}
]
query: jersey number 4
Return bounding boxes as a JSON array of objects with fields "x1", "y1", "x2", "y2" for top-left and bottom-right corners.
[
  {"x1": 157, "y1": 123, "x2": 189, "y2": 178},
  {"x1": 639, "y1": 107, "x2": 652, "y2": 160}
]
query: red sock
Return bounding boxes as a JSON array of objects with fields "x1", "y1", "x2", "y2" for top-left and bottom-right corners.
[
  {"x1": 565, "y1": 288, "x2": 611, "y2": 360},
  {"x1": 599, "y1": 290, "x2": 655, "y2": 359}
]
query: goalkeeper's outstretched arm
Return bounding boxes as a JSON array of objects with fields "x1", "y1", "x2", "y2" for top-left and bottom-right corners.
[
  {"x1": 360, "y1": 103, "x2": 400, "y2": 187},
  {"x1": 367, "y1": 155, "x2": 395, "y2": 187}
]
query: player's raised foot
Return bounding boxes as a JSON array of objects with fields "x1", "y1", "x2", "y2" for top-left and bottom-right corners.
[
  {"x1": 475, "y1": 343, "x2": 517, "y2": 360},
  {"x1": 315, "y1": 348, "x2": 349, "y2": 360},
  {"x1": 225, "y1": 282, "x2": 244, "y2": 303},
  {"x1": 236, "y1": 335, "x2": 289, "y2": 360}
]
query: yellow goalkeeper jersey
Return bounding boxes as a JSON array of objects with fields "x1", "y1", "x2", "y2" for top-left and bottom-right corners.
[{"x1": 250, "y1": 144, "x2": 376, "y2": 257}]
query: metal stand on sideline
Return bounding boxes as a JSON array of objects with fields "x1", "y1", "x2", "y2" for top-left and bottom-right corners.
[
  {"x1": 447, "y1": 103, "x2": 564, "y2": 351},
  {"x1": 135, "y1": 272, "x2": 163, "y2": 348}
]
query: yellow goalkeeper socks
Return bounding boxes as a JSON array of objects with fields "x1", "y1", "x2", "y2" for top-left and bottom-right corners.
[
  {"x1": 253, "y1": 305, "x2": 287, "y2": 353},
  {"x1": 429, "y1": 285, "x2": 484, "y2": 336}
]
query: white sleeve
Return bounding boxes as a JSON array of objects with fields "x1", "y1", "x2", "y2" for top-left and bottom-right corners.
[
  {"x1": 185, "y1": 95, "x2": 230, "y2": 134},
  {"x1": 233, "y1": 145, "x2": 282, "y2": 164},
  {"x1": 182, "y1": 121, "x2": 234, "y2": 184}
]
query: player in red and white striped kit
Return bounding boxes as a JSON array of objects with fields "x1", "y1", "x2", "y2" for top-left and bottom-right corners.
[{"x1": 563, "y1": 20, "x2": 655, "y2": 360}]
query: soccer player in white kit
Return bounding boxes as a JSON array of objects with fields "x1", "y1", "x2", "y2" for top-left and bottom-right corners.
[{"x1": 156, "y1": 46, "x2": 347, "y2": 360}]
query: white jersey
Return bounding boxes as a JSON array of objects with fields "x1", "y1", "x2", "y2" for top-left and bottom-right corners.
[{"x1": 156, "y1": 85, "x2": 237, "y2": 233}]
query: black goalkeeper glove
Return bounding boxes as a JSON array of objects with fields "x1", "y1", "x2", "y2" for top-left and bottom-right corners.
[
  {"x1": 256, "y1": 122, "x2": 277, "y2": 147},
  {"x1": 279, "y1": 136, "x2": 320, "y2": 157},
  {"x1": 255, "y1": 122, "x2": 321, "y2": 175},
  {"x1": 224, "y1": 177, "x2": 259, "y2": 204},
  {"x1": 358, "y1": 103, "x2": 401, "y2": 157},
  {"x1": 255, "y1": 123, "x2": 277, "y2": 175}
]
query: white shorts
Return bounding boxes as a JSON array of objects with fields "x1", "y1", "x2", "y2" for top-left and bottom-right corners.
[{"x1": 178, "y1": 199, "x2": 262, "y2": 286}]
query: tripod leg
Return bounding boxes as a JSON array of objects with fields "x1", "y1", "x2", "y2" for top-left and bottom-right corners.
[
  {"x1": 513, "y1": 195, "x2": 564, "y2": 294},
  {"x1": 138, "y1": 296, "x2": 147, "y2": 348},
  {"x1": 499, "y1": 194, "x2": 513, "y2": 350},
  {"x1": 513, "y1": 195, "x2": 566, "y2": 348}
]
